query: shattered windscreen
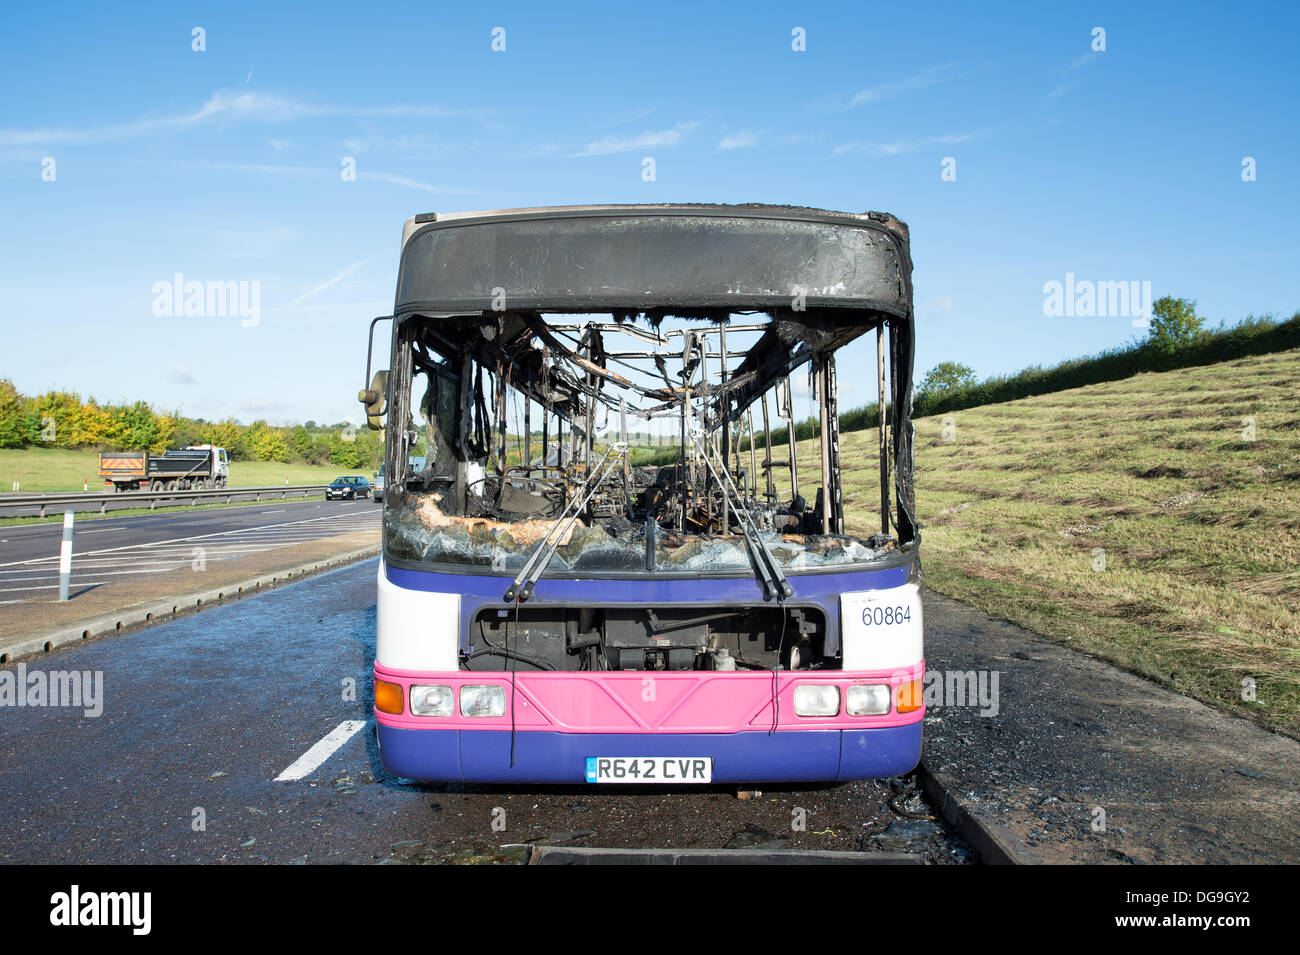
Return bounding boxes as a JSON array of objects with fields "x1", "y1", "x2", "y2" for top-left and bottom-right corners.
[
  {"x1": 385, "y1": 489, "x2": 897, "y2": 574},
  {"x1": 382, "y1": 309, "x2": 904, "y2": 578}
]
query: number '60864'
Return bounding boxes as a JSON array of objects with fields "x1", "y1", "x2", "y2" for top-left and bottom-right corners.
[{"x1": 862, "y1": 605, "x2": 912, "y2": 626}]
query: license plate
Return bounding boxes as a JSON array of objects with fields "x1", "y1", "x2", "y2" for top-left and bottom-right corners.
[{"x1": 585, "y1": 756, "x2": 713, "y2": 784}]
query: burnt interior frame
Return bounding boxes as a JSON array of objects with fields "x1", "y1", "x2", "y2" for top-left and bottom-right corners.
[{"x1": 378, "y1": 204, "x2": 919, "y2": 574}]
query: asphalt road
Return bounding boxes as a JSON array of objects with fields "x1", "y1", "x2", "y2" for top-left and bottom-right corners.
[
  {"x1": 0, "y1": 560, "x2": 969, "y2": 864},
  {"x1": 920, "y1": 590, "x2": 1300, "y2": 863},
  {"x1": 0, "y1": 498, "x2": 380, "y2": 606},
  {"x1": 0, "y1": 498, "x2": 378, "y2": 565}
]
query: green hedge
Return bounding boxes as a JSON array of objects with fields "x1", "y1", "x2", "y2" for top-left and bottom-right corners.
[{"x1": 912, "y1": 311, "x2": 1299, "y2": 421}]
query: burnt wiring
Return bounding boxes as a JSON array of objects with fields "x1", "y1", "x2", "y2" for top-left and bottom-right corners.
[
  {"x1": 471, "y1": 619, "x2": 557, "y2": 671},
  {"x1": 509, "y1": 593, "x2": 521, "y2": 767},
  {"x1": 769, "y1": 600, "x2": 788, "y2": 735}
]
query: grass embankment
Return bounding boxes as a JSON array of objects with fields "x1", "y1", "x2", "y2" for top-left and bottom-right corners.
[
  {"x1": 0, "y1": 448, "x2": 354, "y2": 493},
  {"x1": 799, "y1": 348, "x2": 1298, "y2": 736}
]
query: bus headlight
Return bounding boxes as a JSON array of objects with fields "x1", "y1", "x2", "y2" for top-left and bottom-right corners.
[
  {"x1": 410, "y1": 684, "x2": 453, "y2": 717},
  {"x1": 460, "y1": 685, "x2": 506, "y2": 718},
  {"x1": 847, "y1": 684, "x2": 892, "y2": 715},
  {"x1": 793, "y1": 684, "x2": 840, "y2": 717}
]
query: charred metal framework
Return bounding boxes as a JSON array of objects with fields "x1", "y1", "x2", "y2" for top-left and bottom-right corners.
[{"x1": 367, "y1": 205, "x2": 917, "y2": 673}]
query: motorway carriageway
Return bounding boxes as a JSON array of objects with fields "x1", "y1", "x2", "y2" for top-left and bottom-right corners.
[{"x1": 0, "y1": 499, "x2": 378, "y2": 604}]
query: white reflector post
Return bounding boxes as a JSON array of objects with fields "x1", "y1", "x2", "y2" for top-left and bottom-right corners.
[{"x1": 58, "y1": 510, "x2": 74, "y2": 601}]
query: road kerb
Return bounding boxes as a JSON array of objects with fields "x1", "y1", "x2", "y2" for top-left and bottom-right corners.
[
  {"x1": 916, "y1": 760, "x2": 1039, "y2": 865},
  {"x1": 528, "y1": 846, "x2": 924, "y2": 865}
]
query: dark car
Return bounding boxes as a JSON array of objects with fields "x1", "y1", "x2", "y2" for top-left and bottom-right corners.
[{"x1": 325, "y1": 475, "x2": 371, "y2": 500}]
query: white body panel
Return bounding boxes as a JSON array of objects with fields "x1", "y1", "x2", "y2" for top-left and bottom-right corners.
[
  {"x1": 376, "y1": 560, "x2": 460, "y2": 671},
  {"x1": 840, "y1": 582, "x2": 924, "y2": 671}
]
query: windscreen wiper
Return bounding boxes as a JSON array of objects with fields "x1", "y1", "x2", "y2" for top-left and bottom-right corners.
[
  {"x1": 504, "y1": 442, "x2": 629, "y2": 603},
  {"x1": 691, "y1": 429, "x2": 792, "y2": 600}
]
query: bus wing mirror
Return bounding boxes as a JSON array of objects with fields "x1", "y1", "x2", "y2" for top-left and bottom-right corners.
[{"x1": 358, "y1": 369, "x2": 389, "y2": 430}]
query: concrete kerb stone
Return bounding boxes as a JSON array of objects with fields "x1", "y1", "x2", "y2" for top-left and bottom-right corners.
[
  {"x1": 916, "y1": 760, "x2": 1039, "y2": 865},
  {"x1": 0, "y1": 545, "x2": 380, "y2": 664},
  {"x1": 528, "y1": 846, "x2": 925, "y2": 865}
]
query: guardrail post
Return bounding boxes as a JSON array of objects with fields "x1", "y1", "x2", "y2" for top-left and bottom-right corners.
[{"x1": 58, "y1": 511, "x2": 74, "y2": 601}]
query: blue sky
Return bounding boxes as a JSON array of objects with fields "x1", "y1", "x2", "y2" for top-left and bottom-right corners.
[{"x1": 1, "y1": 1, "x2": 1296, "y2": 426}]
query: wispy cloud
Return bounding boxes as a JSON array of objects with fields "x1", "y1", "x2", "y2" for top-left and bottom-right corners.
[
  {"x1": 341, "y1": 133, "x2": 479, "y2": 156},
  {"x1": 1065, "y1": 52, "x2": 1099, "y2": 73},
  {"x1": 133, "y1": 158, "x2": 467, "y2": 195},
  {"x1": 138, "y1": 158, "x2": 323, "y2": 175},
  {"x1": 570, "y1": 122, "x2": 700, "y2": 157},
  {"x1": 718, "y1": 130, "x2": 759, "y2": 150},
  {"x1": 778, "y1": 131, "x2": 827, "y2": 146},
  {"x1": 1047, "y1": 79, "x2": 1081, "y2": 101},
  {"x1": 917, "y1": 296, "x2": 955, "y2": 317},
  {"x1": 279, "y1": 259, "x2": 369, "y2": 310},
  {"x1": 846, "y1": 63, "x2": 963, "y2": 109},
  {"x1": 1049, "y1": 51, "x2": 1101, "y2": 101},
  {"x1": 592, "y1": 105, "x2": 663, "y2": 129},
  {"x1": 189, "y1": 223, "x2": 303, "y2": 260},
  {"x1": 166, "y1": 365, "x2": 197, "y2": 385},
  {"x1": 831, "y1": 131, "x2": 979, "y2": 158},
  {"x1": 272, "y1": 300, "x2": 390, "y2": 315},
  {"x1": 358, "y1": 170, "x2": 458, "y2": 194},
  {"x1": 0, "y1": 90, "x2": 490, "y2": 147}
]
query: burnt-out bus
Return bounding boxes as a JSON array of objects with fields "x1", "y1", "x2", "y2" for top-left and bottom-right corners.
[{"x1": 361, "y1": 204, "x2": 922, "y2": 784}]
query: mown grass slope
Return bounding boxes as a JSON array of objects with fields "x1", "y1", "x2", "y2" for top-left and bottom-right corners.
[{"x1": 795, "y1": 348, "x2": 1299, "y2": 736}]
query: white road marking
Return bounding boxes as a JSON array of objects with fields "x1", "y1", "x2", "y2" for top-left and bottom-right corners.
[
  {"x1": 0, "y1": 510, "x2": 378, "y2": 569},
  {"x1": 0, "y1": 581, "x2": 110, "y2": 594},
  {"x1": 274, "y1": 720, "x2": 369, "y2": 781},
  {"x1": 0, "y1": 509, "x2": 378, "y2": 599}
]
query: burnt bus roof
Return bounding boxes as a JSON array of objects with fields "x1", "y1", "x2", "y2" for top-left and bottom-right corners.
[{"x1": 394, "y1": 204, "x2": 913, "y2": 318}]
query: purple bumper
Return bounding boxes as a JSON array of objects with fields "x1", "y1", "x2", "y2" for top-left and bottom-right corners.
[{"x1": 375, "y1": 723, "x2": 922, "y2": 784}]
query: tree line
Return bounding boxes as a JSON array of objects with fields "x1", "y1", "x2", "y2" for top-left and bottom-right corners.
[{"x1": 0, "y1": 381, "x2": 380, "y2": 468}]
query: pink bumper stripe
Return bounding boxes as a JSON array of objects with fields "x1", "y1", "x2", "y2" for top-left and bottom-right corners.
[{"x1": 374, "y1": 662, "x2": 925, "y2": 733}]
